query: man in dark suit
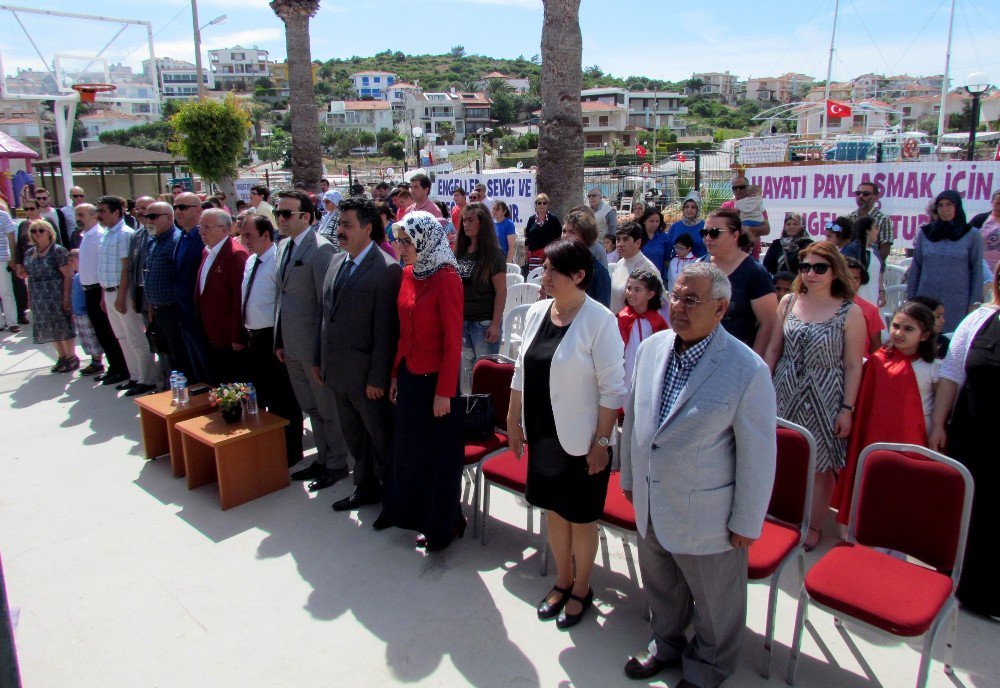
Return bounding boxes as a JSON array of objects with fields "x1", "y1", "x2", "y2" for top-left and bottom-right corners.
[
  {"x1": 196, "y1": 209, "x2": 249, "y2": 384},
  {"x1": 172, "y1": 192, "x2": 210, "y2": 383},
  {"x1": 274, "y1": 189, "x2": 350, "y2": 489},
  {"x1": 314, "y1": 196, "x2": 402, "y2": 512}
]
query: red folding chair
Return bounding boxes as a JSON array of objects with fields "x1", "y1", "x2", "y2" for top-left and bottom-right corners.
[
  {"x1": 786, "y1": 443, "x2": 974, "y2": 688},
  {"x1": 748, "y1": 418, "x2": 816, "y2": 678},
  {"x1": 464, "y1": 355, "x2": 515, "y2": 539},
  {"x1": 479, "y1": 446, "x2": 549, "y2": 575}
]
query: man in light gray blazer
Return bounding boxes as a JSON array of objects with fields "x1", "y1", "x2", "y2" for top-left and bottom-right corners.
[
  {"x1": 273, "y1": 190, "x2": 350, "y2": 490},
  {"x1": 619, "y1": 262, "x2": 776, "y2": 688},
  {"x1": 315, "y1": 196, "x2": 402, "y2": 512}
]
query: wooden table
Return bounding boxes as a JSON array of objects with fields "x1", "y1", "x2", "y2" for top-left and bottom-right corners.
[
  {"x1": 174, "y1": 410, "x2": 290, "y2": 510},
  {"x1": 134, "y1": 388, "x2": 214, "y2": 477}
]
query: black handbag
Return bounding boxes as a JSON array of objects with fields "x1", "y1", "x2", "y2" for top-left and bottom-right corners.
[{"x1": 460, "y1": 393, "x2": 495, "y2": 441}]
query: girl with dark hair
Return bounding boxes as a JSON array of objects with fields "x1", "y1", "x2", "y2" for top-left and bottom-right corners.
[
  {"x1": 906, "y1": 190, "x2": 985, "y2": 332},
  {"x1": 617, "y1": 269, "x2": 667, "y2": 393},
  {"x1": 833, "y1": 301, "x2": 940, "y2": 524},
  {"x1": 638, "y1": 206, "x2": 669, "y2": 283},
  {"x1": 455, "y1": 202, "x2": 507, "y2": 389},
  {"x1": 840, "y1": 215, "x2": 884, "y2": 306},
  {"x1": 765, "y1": 241, "x2": 866, "y2": 550},
  {"x1": 373, "y1": 202, "x2": 397, "y2": 258}
]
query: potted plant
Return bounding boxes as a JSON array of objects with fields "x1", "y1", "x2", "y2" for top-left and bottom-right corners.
[{"x1": 209, "y1": 383, "x2": 249, "y2": 424}]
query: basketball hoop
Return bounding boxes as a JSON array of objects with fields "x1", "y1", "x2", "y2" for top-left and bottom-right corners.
[{"x1": 71, "y1": 83, "x2": 117, "y2": 103}]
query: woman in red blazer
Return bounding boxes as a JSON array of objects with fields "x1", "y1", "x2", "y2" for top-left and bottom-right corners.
[{"x1": 374, "y1": 211, "x2": 466, "y2": 551}]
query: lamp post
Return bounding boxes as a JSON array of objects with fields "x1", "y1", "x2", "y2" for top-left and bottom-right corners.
[
  {"x1": 964, "y1": 71, "x2": 990, "y2": 161},
  {"x1": 411, "y1": 125, "x2": 423, "y2": 168},
  {"x1": 191, "y1": 0, "x2": 227, "y2": 99}
]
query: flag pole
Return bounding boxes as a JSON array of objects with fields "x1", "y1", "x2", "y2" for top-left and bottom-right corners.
[
  {"x1": 822, "y1": 0, "x2": 840, "y2": 142},
  {"x1": 935, "y1": 0, "x2": 956, "y2": 153}
]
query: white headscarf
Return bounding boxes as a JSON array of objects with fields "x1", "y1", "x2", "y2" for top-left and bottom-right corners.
[{"x1": 394, "y1": 211, "x2": 457, "y2": 280}]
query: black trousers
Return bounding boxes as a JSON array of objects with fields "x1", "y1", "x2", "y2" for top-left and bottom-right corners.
[
  {"x1": 247, "y1": 329, "x2": 303, "y2": 465},
  {"x1": 332, "y1": 387, "x2": 394, "y2": 494},
  {"x1": 8, "y1": 266, "x2": 27, "y2": 320},
  {"x1": 83, "y1": 285, "x2": 127, "y2": 377},
  {"x1": 150, "y1": 303, "x2": 193, "y2": 380}
]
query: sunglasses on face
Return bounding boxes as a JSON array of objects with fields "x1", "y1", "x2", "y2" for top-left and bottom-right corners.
[
  {"x1": 24, "y1": 206, "x2": 38, "y2": 211},
  {"x1": 144, "y1": 213, "x2": 166, "y2": 220},
  {"x1": 699, "y1": 227, "x2": 731, "y2": 239},
  {"x1": 535, "y1": 201, "x2": 548, "y2": 205},
  {"x1": 731, "y1": 184, "x2": 748, "y2": 191},
  {"x1": 854, "y1": 190, "x2": 874, "y2": 197},
  {"x1": 29, "y1": 229, "x2": 47, "y2": 234},
  {"x1": 72, "y1": 194, "x2": 85, "y2": 199},
  {"x1": 274, "y1": 209, "x2": 304, "y2": 219},
  {"x1": 173, "y1": 204, "x2": 197, "y2": 211},
  {"x1": 799, "y1": 262, "x2": 831, "y2": 274}
]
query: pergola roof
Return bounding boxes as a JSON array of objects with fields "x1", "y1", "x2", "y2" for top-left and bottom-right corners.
[
  {"x1": 0, "y1": 131, "x2": 40, "y2": 160},
  {"x1": 38, "y1": 144, "x2": 183, "y2": 167}
]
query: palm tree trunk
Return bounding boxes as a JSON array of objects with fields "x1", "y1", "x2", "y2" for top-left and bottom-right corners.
[
  {"x1": 273, "y1": 3, "x2": 323, "y2": 191},
  {"x1": 538, "y1": 0, "x2": 583, "y2": 221}
]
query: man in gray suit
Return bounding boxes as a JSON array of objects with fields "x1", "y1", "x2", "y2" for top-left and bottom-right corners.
[
  {"x1": 274, "y1": 189, "x2": 350, "y2": 490},
  {"x1": 619, "y1": 262, "x2": 776, "y2": 688},
  {"x1": 314, "y1": 196, "x2": 402, "y2": 511}
]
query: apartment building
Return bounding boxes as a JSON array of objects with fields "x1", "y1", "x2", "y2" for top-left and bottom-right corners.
[
  {"x1": 349, "y1": 71, "x2": 397, "y2": 100},
  {"x1": 321, "y1": 100, "x2": 393, "y2": 135},
  {"x1": 208, "y1": 46, "x2": 270, "y2": 89},
  {"x1": 581, "y1": 87, "x2": 687, "y2": 131},
  {"x1": 690, "y1": 71, "x2": 739, "y2": 101},
  {"x1": 142, "y1": 57, "x2": 213, "y2": 100},
  {"x1": 476, "y1": 71, "x2": 529, "y2": 94},
  {"x1": 744, "y1": 73, "x2": 815, "y2": 103},
  {"x1": 269, "y1": 61, "x2": 320, "y2": 97}
]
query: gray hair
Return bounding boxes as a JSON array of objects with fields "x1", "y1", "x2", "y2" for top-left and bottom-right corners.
[
  {"x1": 202, "y1": 208, "x2": 232, "y2": 229},
  {"x1": 681, "y1": 262, "x2": 731, "y2": 301}
]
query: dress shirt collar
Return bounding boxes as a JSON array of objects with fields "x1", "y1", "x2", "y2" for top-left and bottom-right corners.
[
  {"x1": 350, "y1": 239, "x2": 375, "y2": 266},
  {"x1": 102, "y1": 218, "x2": 125, "y2": 233},
  {"x1": 256, "y1": 242, "x2": 277, "y2": 265},
  {"x1": 205, "y1": 236, "x2": 227, "y2": 260},
  {"x1": 672, "y1": 325, "x2": 718, "y2": 369}
]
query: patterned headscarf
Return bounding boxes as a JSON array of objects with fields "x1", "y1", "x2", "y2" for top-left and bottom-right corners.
[{"x1": 394, "y1": 211, "x2": 458, "y2": 280}]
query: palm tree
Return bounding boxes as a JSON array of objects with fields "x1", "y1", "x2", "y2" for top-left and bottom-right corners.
[
  {"x1": 537, "y1": 0, "x2": 583, "y2": 221},
  {"x1": 270, "y1": 0, "x2": 323, "y2": 191}
]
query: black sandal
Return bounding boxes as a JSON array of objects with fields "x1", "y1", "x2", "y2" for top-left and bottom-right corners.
[
  {"x1": 556, "y1": 587, "x2": 594, "y2": 629},
  {"x1": 537, "y1": 583, "x2": 573, "y2": 620}
]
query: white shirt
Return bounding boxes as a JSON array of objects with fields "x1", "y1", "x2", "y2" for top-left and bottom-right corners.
[
  {"x1": 344, "y1": 240, "x2": 375, "y2": 277},
  {"x1": 78, "y1": 224, "x2": 104, "y2": 285},
  {"x1": 858, "y1": 249, "x2": 882, "y2": 306},
  {"x1": 911, "y1": 358, "x2": 941, "y2": 433},
  {"x1": 242, "y1": 243, "x2": 277, "y2": 329},
  {"x1": 610, "y1": 251, "x2": 659, "y2": 314},
  {"x1": 255, "y1": 200, "x2": 275, "y2": 224},
  {"x1": 0, "y1": 210, "x2": 15, "y2": 262},
  {"x1": 624, "y1": 318, "x2": 654, "y2": 391},
  {"x1": 199, "y1": 238, "x2": 227, "y2": 294}
]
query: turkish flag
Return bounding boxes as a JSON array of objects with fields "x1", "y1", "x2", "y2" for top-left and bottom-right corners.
[
  {"x1": 635, "y1": 145, "x2": 647, "y2": 158},
  {"x1": 827, "y1": 100, "x2": 852, "y2": 119},
  {"x1": 994, "y1": 143, "x2": 1000, "y2": 161}
]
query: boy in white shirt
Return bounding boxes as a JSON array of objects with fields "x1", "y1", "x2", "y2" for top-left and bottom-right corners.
[{"x1": 666, "y1": 233, "x2": 698, "y2": 291}]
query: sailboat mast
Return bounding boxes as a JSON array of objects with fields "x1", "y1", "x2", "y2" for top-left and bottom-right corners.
[
  {"x1": 936, "y1": 0, "x2": 956, "y2": 151},
  {"x1": 822, "y1": 0, "x2": 840, "y2": 141}
]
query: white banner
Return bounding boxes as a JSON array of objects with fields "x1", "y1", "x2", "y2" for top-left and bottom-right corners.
[
  {"x1": 234, "y1": 178, "x2": 263, "y2": 203},
  {"x1": 432, "y1": 171, "x2": 537, "y2": 232},
  {"x1": 743, "y1": 161, "x2": 999, "y2": 250},
  {"x1": 738, "y1": 136, "x2": 791, "y2": 165}
]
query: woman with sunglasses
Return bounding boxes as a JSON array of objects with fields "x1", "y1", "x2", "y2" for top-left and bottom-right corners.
[
  {"x1": 523, "y1": 193, "x2": 561, "y2": 277},
  {"x1": 764, "y1": 242, "x2": 865, "y2": 549},
  {"x1": 19, "y1": 220, "x2": 78, "y2": 372},
  {"x1": 378, "y1": 211, "x2": 465, "y2": 552},
  {"x1": 907, "y1": 190, "x2": 985, "y2": 332},
  {"x1": 702, "y1": 208, "x2": 776, "y2": 356}
]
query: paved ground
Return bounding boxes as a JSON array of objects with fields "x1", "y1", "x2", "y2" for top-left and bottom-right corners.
[{"x1": 1, "y1": 330, "x2": 997, "y2": 688}]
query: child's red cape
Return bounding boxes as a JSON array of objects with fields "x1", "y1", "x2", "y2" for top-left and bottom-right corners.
[
  {"x1": 832, "y1": 347, "x2": 928, "y2": 525},
  {"x1": 617, "y1": 305, "x2": 668, "y2": 345}
]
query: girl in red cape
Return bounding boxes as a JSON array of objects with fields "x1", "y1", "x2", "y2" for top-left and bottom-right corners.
[
  {"x1": 833, "y1": 301, "x2": 940, "y2": 524},
  {"x1": 618, "y1": 269, "x2": 668, "y2": 394}
]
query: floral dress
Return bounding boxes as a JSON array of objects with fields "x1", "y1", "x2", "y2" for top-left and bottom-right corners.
[
  {"x1": 23, "y1": 244, "x2": 75, "y2": 344},
  {"x1": 774, "y1": 299, "x2": 851, "y2": 472}
]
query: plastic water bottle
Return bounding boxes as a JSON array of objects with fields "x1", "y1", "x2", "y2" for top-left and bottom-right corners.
[
  {"x1": 245, "y1": 384, "x2": 258, "y2": 415},
  {"x1": 170, "y1": 371, "x2": 180, "y2": 405},
  {"x1": 176, "y1": 374, "x2": 189, "y2": 405}
]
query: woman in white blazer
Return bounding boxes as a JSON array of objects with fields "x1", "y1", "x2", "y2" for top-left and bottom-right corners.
[{"x1": 507, "y1": 238, "x2": 626, "y2": 630}]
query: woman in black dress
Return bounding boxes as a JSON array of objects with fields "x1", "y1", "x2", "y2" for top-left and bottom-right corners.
[
  {"x1": 507, "y1": 239, "x2": 626, "y2": 629},
  {"x1": 522, "y1": 193, "x2": 561, "y2": 276},
  {"x1": 930, "y1": 261, "x2": 1000, "y2": 619}
]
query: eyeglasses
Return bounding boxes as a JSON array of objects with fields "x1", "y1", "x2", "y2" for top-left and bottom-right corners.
[
  {"x1": 72, "y1": 194, "x2": 85, "y2": 199},
  {"x1": 731, "y1": 184, "x2": 748, "y2": 191},
  {"x1": 798, "y1": 262, "x2": 831, "y2": 274},
  {"x1": 396, "y1": 238, "x2": 414, "y2": 248},
  {"x1": 144, "y1": 213, "x2": 166, "y2": 220},
  {"x1": 854, "y1": 190, "x2": 874, "y2": 197},
  {"x1": 699, "y1": 227, "x2": 732, "y2": 239},
  {"x1": 29, "y1": 229, "x2": 48, "y2": 234},
  {"x1": 667, "y1": 292, "x2": 718, "y2": 309},
  {"x1": 535, "y1": 201, "x2": 548, "y2": 205},
  {"x1": 173, "y1": 204, "x2": 197, "y2": 211},
  {"x1": 23, "y1": 206, "x2": 38, "y2": 211},
  {"x1": 274, "y1": 209, "x2": 303, "y2": 219}
]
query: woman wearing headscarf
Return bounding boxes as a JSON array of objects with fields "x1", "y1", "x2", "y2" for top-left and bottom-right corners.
[
  {"x1": 665, "y1": 191, "x2": 707, "y2": 259},
  {"x1": 762, "y1": 212, "x2": 813, "y2": 276},
  {"x1": 907, "y1": 190, "x2": 985, "y2": 332},
  {"x1": 376, "y1": 211, "x2": 466, "y2": 552},
  {"x1": 316, "y1": 190, "x2": 342, "y2": 249}
]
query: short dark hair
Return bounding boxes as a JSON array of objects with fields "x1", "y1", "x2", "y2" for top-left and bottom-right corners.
[
  {"x1": 844, "y1": 256, "x2": 870, "y2": 285},
  {"x1": 277, "y1": 189, "x2": 316, "y2": 223},
  {"x1": 97, "y1": 195, "x2": 124, "y2": 215},
  {"x1": 409, "y1": 173, "x2": 431, "y2": 190},
  {"x1": 545, "y1": 238, "x2": 594, "y2": 289},
  {"x1": 773, "y1": 270, "x2": 796, "y2": 284},
  {"x1": 245, "y1": 214, "x2": 276, "y2": 239},
  {"x1": 564, "y1": 207, "x2": 598, "y2": 245},
  {"x1": 375, "y1": 181, "x2": 391, "y2": 191},
  {"x1": 452, "y1": 186, "x2": 466, "y2": 197},
  {"x1": 615, "y1": 220, "x2": 644, "y2": 242},
  {"x1": 673, "y1": 232, "x2": 694, "y2": 249},
  {"x1": 857, "y1": 181, "x2": 879, "y2": 196},
  {"x1": 250, "y1": 185, "x2": 269, "y2": 201},
  {"x1": 339, "y1": 196, "x2": 382, "y2": 242},
  {"x1": 350, "y1": 182, "x2": 365, "y2": 196},
  {"x1": 170, "y1": 183, "x2": 184, "y2": 191}
]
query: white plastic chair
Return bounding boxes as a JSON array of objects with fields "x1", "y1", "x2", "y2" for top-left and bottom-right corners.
[
  {"x1": 882, "y1": 284, "x2": 907, "y2": 328},
  {"x1": 526, "y1": 266, "x2": 544, "y2": 284},
  {"x1": 501, "y1": 303, "x2": 533, "y2": 360},
  {"x1": 897, "y1": 257, "x2": 912, "y2": 270},
  {"x1": 883, "y1": 264, "x2": 906, "y2": 289},
  {"x1": 505, "y1": 272, "x2": 524, "y2": 288},
  {"x1": 503, "y1": 282, "x2": 540, "y2": 316},
  {"x1": 506, "y1": 263, "x2": 521, "y2": 274}
]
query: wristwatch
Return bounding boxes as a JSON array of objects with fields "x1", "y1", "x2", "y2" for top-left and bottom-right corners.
[{"x1": 596, "y1": 436, "x2": 612, "y2": 447}]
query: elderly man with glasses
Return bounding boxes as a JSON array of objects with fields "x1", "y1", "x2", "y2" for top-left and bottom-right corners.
[{"x1": 172, "y1": 192, "x2": 211, "y2": 383}]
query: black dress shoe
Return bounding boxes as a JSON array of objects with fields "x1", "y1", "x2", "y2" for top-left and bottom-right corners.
[
  {"x1": 332, "y1": 490, "x2": 380, "y2": 512},
  {"x1": 556, "y1": 588, "x2": 594, "y2": 629},
  {"x1": 290, "y1": 462, "x2": 326, "y2": 481},
  {"x1": 307, "y1": 466, "x2": 349, "y2": 492},
  {"x1": 101, "y1": 373, "x2": 128, "y2": 386},
  {"x1": 421, "y1": 515, "x2": 468, "y2": 551},
  {"x1": 124, "y1": 383, "x2": 157, "y2": 397},
  {"x1": 537, "y1": 584, "x2": 573, "y2": 620},
  {"x1": 623, "y1": 651, "x2": 680, "y2": 680},
  {"x1": 116, "y1": 379, "x2": 138, "y2": 391},
  {"x1": 371, "y1": 512, "x2": 393, "y2": 530}
]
